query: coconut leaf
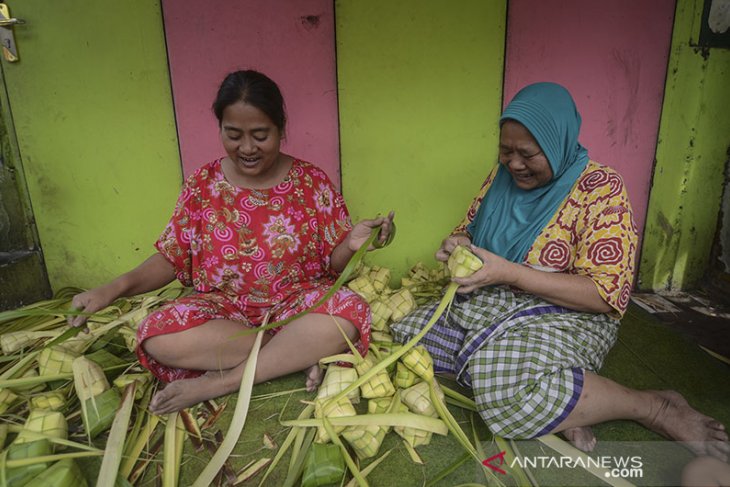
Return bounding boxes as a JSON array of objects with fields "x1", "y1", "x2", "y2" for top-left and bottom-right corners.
[
  {"x1": 96, "y1": 382, "x2": 137, "y2": 486},
  {"x1": 191, "y1": 329, "x2": 265, "y2": 487}
]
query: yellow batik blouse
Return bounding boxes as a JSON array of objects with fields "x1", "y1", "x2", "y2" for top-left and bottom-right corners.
[{"x1": 454, "y1": 161, "x2": 638, "y2": 317}]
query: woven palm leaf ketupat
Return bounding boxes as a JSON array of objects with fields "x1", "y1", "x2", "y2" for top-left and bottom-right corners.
[
  {"x1": 14, "y1": 409, "x2": 68, "y2": 446},
  {"x1": 38, "y1": 346, "x2": 78, "y2": 377},
  {"x1": 29, "y1": 391, "x2": 66, "y2": 411},
  {"x1": 354, "y1": 353, "x2": 396, "y2": 399},
  {"x1": 447, "y1": 244, "x2": 483, "y2": 278},
  {"x1": 401, "y1": 345, "x2": 435, "y2": 382},
  {"x1": 394, "y1": 362, "x2": 419, "y2": 389},
  {"x1": 314, "y1": 397, "x2": 358, "y2": 444},
  {"x1": 317, "y1": 364, "x2": 361, "y2": 404},
  {"x1": 368, "y1": 267, "x2": 391, "y2": 294},
  {"x1": 386, "y1": 288, "x2": 417, "y2": 323}
]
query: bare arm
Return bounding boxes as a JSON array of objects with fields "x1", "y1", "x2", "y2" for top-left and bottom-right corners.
[
  {"x1": 440, "y1": 242, "x2": 612, "y2": 314},
  {"x1": 69, "y1": 253, "x2": 176, "y2": 327}
]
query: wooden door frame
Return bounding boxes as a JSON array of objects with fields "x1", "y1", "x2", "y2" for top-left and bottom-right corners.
[{"x1": 0, "y1": 61, "x2": 51, "y2": 310}]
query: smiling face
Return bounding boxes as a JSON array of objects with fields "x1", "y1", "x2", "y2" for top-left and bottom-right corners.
[
  {"x1": 498, "y1": 120, "x2": 553, "y2": 190},
  {"x1": 221, "y1": 100, "x2": 283, "y2": 186}
]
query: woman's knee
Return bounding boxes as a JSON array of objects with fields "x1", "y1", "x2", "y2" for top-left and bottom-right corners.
[
  {"x1": 141, "y1": 334, "x2": 174, "y2": 363},
  {"x1": 474, "y1": 386, "x2": 550, "y2": 439},
  {"x1": 333, "y1": 317, "x2": 359, "y2": 341}
]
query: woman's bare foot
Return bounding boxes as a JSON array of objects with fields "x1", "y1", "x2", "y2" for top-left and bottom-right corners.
[
  {"x1": 305, "y1": 364, "x2": 325, "y2": 392},
  {"x1": 563, "y1": 426, "x2": 597, "y2": 452},
  {"x1": 642, "y1": 390, "x2": 729, "y2": 461},
  {"x1": 149, "y1": 370, "x2": 238, "y2": 415}
]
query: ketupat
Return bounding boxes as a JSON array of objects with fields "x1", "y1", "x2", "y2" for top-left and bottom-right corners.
[
  {"x1": 340, "y1": 396, "x2": 396, "y2": 460},
  {"x1": 392, "y1": 399, "x2": 433, "y2": 447},
  {"x1": 346, "y1": 276, "x2": 377, "y2": 302},
  {"x1": 354, "y1": 353, "x2": 396, "y2": 399},
  {"x1": 83, "y1": 388, "x2": 122, "y2": 439},
  {"x1": 38, "y1": 346, "x2": 78, "y2": 377},
  {"x1": 0, "y1": 330, "x2": 59, "y2": 354},
  {"x1": 365, "y1": 396, "x2": 395, "y2": 435},
  {"x1": 401, "y1": 381, "x2": 442, "y2": 418},
  {"x1": 394, "y1": 362, "x2": 419, "y2": 389},
  {"x1": 29, "y1": 391, "x2": 66, "y2": 411},
  {"x1": 386, "y1": 288, "x2": 417, "y2": 323},
  {"x1": 370, "y1": 330, "x2": 393, "y2": 343},
  {"x1": 317, "y1": 365, "x2": 360, "y2": 404},
  {"x1": 314, "y1": 397, "x2": 357, "y2": 443},
  {"x1": 301, "y1": 442, "x2": 345, "y2": 486},
  {"x1": 401, "y1": 345, "x2": 435, "y2": 382},
  {"x1": 0, "y1": 387, "x2": 18, "y2": 414},
  {"x1": 72, "y1": 356, "x2": 121, "y2": 439},
  {"x1": 72, "y1": 356, "x2": 109, "y2": 401},
  {"x1": 368, "y1": 299, "x2": 392, "y2": 331},
  {"x1": 342, "y1": 423, "x2": 387, "y2": 460},
  {"x1": 447, "y1": 245, "x2": 483, "y2": 278},
  {"x1": 5, "y1": 439, "x2": 53, "y2": 486},
  {"x1": 14, "y1": 409, "x2": 68, "y2": 445},
  {"x1": 368, "y1": 266, "x2": 391, "y2": 293}
]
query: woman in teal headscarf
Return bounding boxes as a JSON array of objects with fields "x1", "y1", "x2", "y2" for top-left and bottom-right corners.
[{"x1": 392, "y1": 82, "x2": 728, "y2": 460}]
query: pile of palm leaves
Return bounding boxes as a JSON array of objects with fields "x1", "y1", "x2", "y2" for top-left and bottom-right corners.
[
  {"x1": 0, "y1": 244, "x2": 602, "y2": 486},
  {"x1": 0, "y1": 287, "x2": 195, "y2": 486}
]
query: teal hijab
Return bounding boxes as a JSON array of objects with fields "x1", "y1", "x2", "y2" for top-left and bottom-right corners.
[{"x1": 467, "y1": 82, "x2": 589, "y2": 262}]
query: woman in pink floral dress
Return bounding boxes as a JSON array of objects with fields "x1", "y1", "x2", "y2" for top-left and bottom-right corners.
[{"x1": 69, "y1": 70, "x2": 394, "y2": 414}]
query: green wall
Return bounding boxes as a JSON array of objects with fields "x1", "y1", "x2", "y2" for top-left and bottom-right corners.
[
  {"x1": 639, "y1": 0, "x2": 730, "y2": 291},
  {"x1": 336, "y1": 0, "x2": 506, "y2": 279},
  {"x1": 3, "y1": 0, "x2": 181, "y2": 290}
]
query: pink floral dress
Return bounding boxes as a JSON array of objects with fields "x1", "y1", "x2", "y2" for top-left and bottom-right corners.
[{"x1": 136, "y1": 159, "x2": 370, "y2": 382}]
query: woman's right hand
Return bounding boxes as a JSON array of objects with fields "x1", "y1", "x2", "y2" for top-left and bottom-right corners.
[
  {"x1": 435, "y1": 233, "x2": 472, "y2": 263},
  {"x1": 68, "y1": 285, "x2": 119, "y2": 329},
  {"x1": 67, "y1": 253, "x2": 176, "y2": 329}
]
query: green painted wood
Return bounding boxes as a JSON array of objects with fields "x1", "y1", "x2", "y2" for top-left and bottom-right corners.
[
  {"x1": 336, "y1": 0, "x2": 506, "y2": 279},
  {"x1": 2, "y1": 0, "x2": 181, "y2": 290},
  {"x1": 0, "y1": 61, "x2": 51, "y2": 308},
  {"x1": 639, "y1": 0, "x2": 730, "y2": 291}
]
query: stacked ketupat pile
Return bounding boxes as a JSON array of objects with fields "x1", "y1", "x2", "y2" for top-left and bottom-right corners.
[
  {"x1": 347, "y1": 262, "x2": 450, "y2": 344},
  {"x1": 0, "y1": 289, "x2": 182, "y2": 486},
  {"x1": 312, "y1": 343, "x2": 447, "y2": 457},
  {"x1": 296, "y1": 246, "x2": 484, "y2": 482}
]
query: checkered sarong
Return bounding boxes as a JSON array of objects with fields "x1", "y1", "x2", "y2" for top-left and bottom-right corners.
[{"x1": 390, "y1": 285, "x2": 618, "y2": 438}]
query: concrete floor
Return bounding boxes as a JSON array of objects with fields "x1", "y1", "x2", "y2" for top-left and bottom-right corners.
[{"x1": 632, "y1": 274, "x2": 730, "y2": 360}]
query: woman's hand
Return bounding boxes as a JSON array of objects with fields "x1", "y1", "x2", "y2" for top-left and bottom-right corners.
[
  {"x1": 451, "y1": 244, "x2": 517, "y2": 293},
  {"x1": 67, "y1": 253, "x2": 176, "y2": 329},
  {"x1": 435, "y1": 233, "x2": 472, "y2": 263},
  {"x1": 68, "y1": 284, "x2": 119, "y2": 329},
  {"x1": 347, "y1": 211, "x2": 395, "y2": 252},
  {"x1": 452, "y1": 245, "x2": 613, "y2": 313}
]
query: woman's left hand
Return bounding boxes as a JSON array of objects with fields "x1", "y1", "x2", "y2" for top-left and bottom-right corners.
[
  {"x1": 452, "y1": 244, "x2": 517, "y2": 293},
  {"x1": 347, "y1": 211, "x2": 395, "y2": 252}
]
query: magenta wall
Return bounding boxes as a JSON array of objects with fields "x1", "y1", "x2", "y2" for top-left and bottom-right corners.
[
  {"x1": 503, "y1": 0, "x2": 675, "y2": 236},
  {"x1": 162, "y1": 0, "x2": 341, "y2": 185}
]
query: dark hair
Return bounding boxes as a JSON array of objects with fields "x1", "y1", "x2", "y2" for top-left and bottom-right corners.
[{"x1": 212, "y1": 70, "x2": 286, "y2": 132}]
